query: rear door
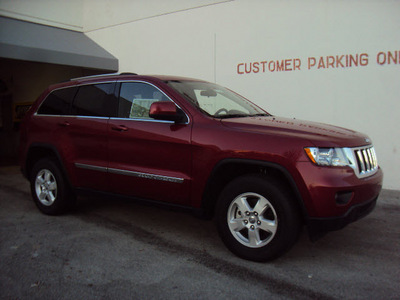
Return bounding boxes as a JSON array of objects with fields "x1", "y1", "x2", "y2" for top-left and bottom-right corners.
[
  {"x1": 66, "y1": 82, "x2": 117, "y2": 191},
  {"x1": 107, "y1": 81, "x2": 192, "y2": 204}
]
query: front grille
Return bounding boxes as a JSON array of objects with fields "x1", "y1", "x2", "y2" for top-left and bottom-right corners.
[{"x1": 354, "y1": 146, "x2": 378, "y2": 177}]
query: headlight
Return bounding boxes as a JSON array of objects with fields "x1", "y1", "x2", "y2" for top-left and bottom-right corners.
[{"x1": 304, "y1": 147, "x2": 353, "y2": 167}]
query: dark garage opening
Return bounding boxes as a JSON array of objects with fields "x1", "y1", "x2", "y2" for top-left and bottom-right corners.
[{"x1": 0, "y1": 17, "x2": 118, "y2": 166}]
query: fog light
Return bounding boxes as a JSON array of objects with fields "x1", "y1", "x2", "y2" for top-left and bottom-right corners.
[{"x1": 335, "y1": 191, "x2": 354, "y2": 205}]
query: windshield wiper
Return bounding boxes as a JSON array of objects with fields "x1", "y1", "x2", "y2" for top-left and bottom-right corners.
[
  {"x1": 250, "y1": 113, "x2": 271, "y2": 117},
  {"x1": 216, "y1": 114, "x2": 250, "y2": 119},
  {"x1": 217, "y1": 113, "x2": 271, "y2": 119}
]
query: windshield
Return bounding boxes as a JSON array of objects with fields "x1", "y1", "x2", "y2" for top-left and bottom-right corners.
[{"x1": 165, "y1": 80, "x2": 270, "y2": 118}]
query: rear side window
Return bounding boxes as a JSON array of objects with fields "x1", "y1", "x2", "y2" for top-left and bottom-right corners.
[
  {"x1": 37, "y1": 87, "x2": 77, "y2": 115},
  {"x1": 71, "y1": 83, "x2": 117, "y2": 117}
]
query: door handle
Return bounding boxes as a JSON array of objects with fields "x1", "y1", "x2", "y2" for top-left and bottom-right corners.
[
  {"x1": 111, "y1": 125, "x2": 128, "y2": 132},
  {"x1": 58, "y1": 121, "x2": 70, "y2": 127}
]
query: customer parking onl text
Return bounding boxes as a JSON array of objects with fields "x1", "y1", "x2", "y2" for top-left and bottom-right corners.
[{"x1": 236, "y1": 50, "x2": 400, "y2": 75}]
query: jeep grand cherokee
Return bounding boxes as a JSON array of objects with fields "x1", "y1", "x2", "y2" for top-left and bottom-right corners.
[{"x1": 19, "y1": 73, "x2": 383, "y2": 261}]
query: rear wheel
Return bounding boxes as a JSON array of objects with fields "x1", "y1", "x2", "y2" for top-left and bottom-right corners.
[
  {"x1": 30, "y1": 159, "x2": 75, "y2": 215},
  {"x1": 216, "y1": 174, "x2": 301, "y2": 261}
]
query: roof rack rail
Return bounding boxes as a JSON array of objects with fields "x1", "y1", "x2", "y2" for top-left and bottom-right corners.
[
  {"x1": 120, "y1": 72, "x2": 138, "y2": 76},
  {"x1": 70, "y1": 72, "x2": 138, "y2": 81}
]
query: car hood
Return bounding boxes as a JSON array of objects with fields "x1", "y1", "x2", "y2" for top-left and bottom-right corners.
[{"x1": 220, "y1": 116, "x2": 370, "y2": 147}]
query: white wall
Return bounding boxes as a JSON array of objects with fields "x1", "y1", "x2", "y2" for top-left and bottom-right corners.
[
  {"x1": 83, "y1": 0, "x2": 231, "y2": 32},
  {"x1": 0, "y1": 0, "x2": 83, "y2": 31}
]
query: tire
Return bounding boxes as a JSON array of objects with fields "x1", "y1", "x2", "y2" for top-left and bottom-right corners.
[
  {"x1": 215, "y1": 174, "x2": 301, "y2": 262},
  {"x1": 30, "y1": 158, "x2": 76, "y2": 215}
]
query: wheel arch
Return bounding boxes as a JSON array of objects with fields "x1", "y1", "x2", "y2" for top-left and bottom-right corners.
[
  {"x1": 201, "y1": 158, "x2": 308, "y2": 221},
  {"x1": 24, "y1": 143, "x2": 71, "y2": 186}
]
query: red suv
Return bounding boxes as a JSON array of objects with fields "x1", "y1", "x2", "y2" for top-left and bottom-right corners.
[{"x1": 19, "y1": 73, "x2": 383, "y2": 261}]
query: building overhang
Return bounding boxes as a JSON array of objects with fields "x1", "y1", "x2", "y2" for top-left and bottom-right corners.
[{"x1": 0, "y1": 16, "x2": 118, "y2": 72}]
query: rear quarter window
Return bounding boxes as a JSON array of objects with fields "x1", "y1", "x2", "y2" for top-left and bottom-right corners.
[{"x1": 37, "y1": 87, "x2": 78, "y2": 115}]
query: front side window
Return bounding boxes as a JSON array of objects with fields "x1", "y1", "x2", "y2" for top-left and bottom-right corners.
[
  {"x1": 166, "y1": 81, "x2": 269, "y2": 118},
  {"x1": 37, "y1": 87, "x2": 77, "y2": 115},
  {"x1": 118, "y1": 82, "x2": 170, "y2": 119},
  {"x1": 71, "y1": 83, "x2": 116, "y2": 117}
]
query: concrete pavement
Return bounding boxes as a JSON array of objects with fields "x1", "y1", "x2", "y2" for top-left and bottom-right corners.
[{"x1": 1, "y1": 166, "x2": 399, "y2": 299}]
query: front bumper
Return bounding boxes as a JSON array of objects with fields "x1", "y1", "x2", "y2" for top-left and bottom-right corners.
[
  {"x1": 294, "y1": 162, "x2": 383, "y2": 240},
  {"x1": 307, "y1": 196, "x2": 377, "y2": 240},
  {"x1": 296, "y1": 162, "x2": 383, "y2": 217}
]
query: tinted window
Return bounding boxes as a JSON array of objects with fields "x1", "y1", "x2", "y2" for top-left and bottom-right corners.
[
  {"x1": 118, "y1": 82, "x2": 169, "y2": 119},
  {"x1": 37, "y1": 87, "x2": 77, "y2": 115},
  {"x1": 71, "y1": 83, "x2": 116, "y2": 117}
]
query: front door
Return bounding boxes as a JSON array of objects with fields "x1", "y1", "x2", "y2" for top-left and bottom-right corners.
[{"x1": 107, "y1": 81, "x2": 192, "y2": 204}]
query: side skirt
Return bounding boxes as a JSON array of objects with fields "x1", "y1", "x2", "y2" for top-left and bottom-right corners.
[{"x1": 74, "y1": 187, "x2": 205, "y2": 217}]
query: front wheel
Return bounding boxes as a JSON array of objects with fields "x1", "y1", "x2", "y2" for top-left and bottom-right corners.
[
  {"x1": 216, "y1": 174, "x2": 301, "y2": 262},
  {"x1": 30, "y1": 159, "x2": 75, "y2": 215}
]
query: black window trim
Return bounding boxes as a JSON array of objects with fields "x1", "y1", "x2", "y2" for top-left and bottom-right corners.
[
  {"x1": 35, "y1": 80, "x2": 117, "y2": 119},
  {"x1": 34, "y1": 80, "x2": 190, "y2": 124}
]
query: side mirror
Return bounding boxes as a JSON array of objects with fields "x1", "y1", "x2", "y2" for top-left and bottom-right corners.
[{"x1": 149, "y1": 101, "x2": 186, "y2": 123}]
